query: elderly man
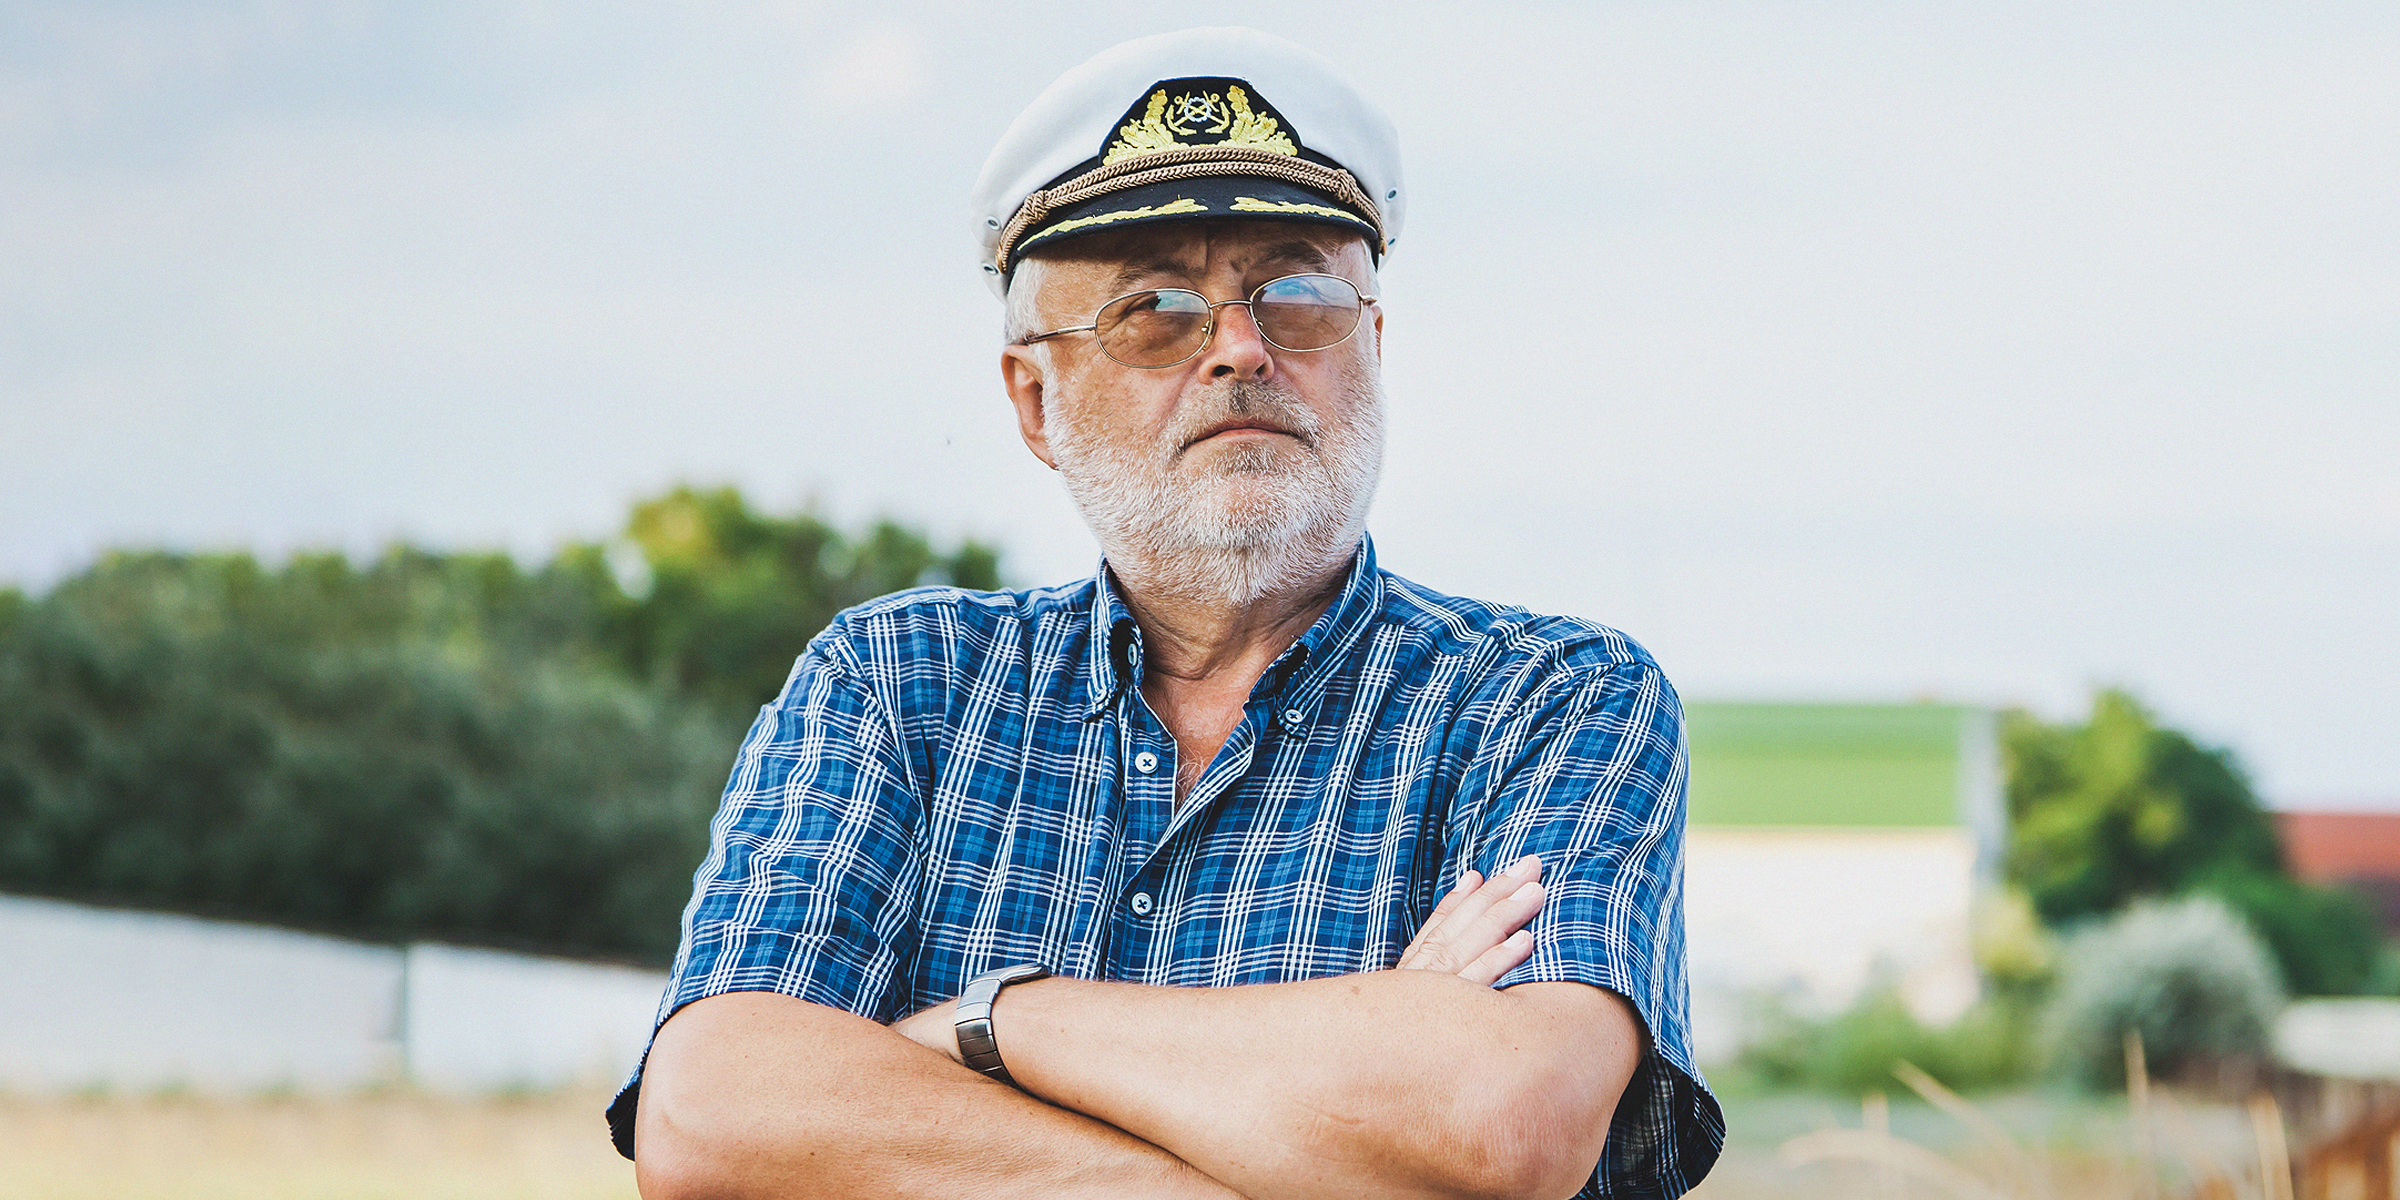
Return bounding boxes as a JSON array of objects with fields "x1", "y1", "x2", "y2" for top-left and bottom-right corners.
[{"x1": 615, "y1": 27, "x2": 1722, "y2": 1200}]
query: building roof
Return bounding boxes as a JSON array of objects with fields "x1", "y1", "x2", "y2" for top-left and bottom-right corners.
[
  {"x1": 2275, "y1": 811, "x2": 2400, "y2": 935},
  {"x1": 2275, "y1": 811, "x2": 2400, "y2": 883}
]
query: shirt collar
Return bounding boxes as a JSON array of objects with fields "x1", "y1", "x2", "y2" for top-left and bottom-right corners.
[
  {"x1": 1078, "y1": 570, "x2": 1143, "y2": 719},
  {"x1": 1075, "y1": 535, "x2": 1384, "y2": 721},
  {"x1": 1253, "y1": 534, "x2": 1383, "y2": 719}
]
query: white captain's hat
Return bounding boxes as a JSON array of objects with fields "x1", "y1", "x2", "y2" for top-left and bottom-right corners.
[{"x1": 970, "y1": 27, "x2": 1406, "y2": 296}]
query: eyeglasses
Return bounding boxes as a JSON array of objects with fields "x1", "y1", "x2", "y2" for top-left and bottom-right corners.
[{"x1": 1018, "y1": 273, "x2": 1379, "y2": 369}]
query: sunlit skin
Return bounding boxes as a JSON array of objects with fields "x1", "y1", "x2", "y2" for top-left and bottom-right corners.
[{"x1": 1000, "y1": 221, "x2": 1385, "y2": 802}]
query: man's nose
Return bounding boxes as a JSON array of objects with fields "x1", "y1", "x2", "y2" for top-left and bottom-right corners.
[{"x1": 1202, "y1": 301, "x2": 1274, "y2": 379}]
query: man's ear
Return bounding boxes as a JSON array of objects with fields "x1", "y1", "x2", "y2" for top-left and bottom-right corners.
[{"x1": 1000, "y1": 345, "x2": 1059, "y2": 470}]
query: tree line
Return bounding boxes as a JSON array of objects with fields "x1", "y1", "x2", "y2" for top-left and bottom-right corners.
[
  {"x1": 0, "y1": 487, "x2": 999, "y2": 966},
  {"x1": 2, "y1": 492, "x2": 2383, "y2": 1001}
]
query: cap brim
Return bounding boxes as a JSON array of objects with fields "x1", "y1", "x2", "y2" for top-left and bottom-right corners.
[{"x1": 1014, "y1": 174, "x2": 1378, "y2": 260}]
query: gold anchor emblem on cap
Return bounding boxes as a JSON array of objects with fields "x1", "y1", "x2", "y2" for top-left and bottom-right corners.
[
  {"x1": 1104, "y1": 84, "x2": 1297, "y2": 165},
  {"x1": 1165, "y1": 91, "x2": 1229, "y2": 135}
]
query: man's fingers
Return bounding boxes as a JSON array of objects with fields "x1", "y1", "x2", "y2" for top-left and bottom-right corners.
[
  {"x1": 1398, "y1": 856, "x2": 1544, "y2": 976},
  {"x1": 1400, "y1": 867, "x2": 1493, "y2": 968},
  {"x1": 1453, "y1": 880, "x2": 1543, "y2": 963},
  {"x1": 1427, "y1": 869, "x2": 1480, "y2": 927},
  {"x1": 1406, "y1": 877, "x2": 1544, "y2": 978},
  {"x1": 1440, "y1": 857, "x2": 1539, "y2": 941},
  {"x1": 1401, "y1": 870, "x2": 1480, "y2": 963},
  {"x1": 1457, "y1": 928, "x2": 1536, "y2": 987}
]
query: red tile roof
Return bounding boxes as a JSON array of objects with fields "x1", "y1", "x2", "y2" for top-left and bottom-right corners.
[{"x1": 2277, "y1": 811, "x2": 2400, "y2": 883}]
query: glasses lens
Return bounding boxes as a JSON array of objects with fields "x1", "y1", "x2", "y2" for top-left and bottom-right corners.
[
  {"x1": 1252, "y1": 274, "x2": 1363, "y2": 352},
  {"x1": 1096, "y1": 289, "x2": 1213, "y2": 367}
]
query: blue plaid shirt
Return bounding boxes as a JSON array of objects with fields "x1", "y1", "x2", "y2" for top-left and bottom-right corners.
[{"x1": 612, "y1": 539, "x2": 1723, "y2": 1197}]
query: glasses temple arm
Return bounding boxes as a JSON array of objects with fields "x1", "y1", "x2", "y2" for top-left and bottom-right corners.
[{"x1": 1016, "y1": 324, "x2": 1099, "y2": 346}]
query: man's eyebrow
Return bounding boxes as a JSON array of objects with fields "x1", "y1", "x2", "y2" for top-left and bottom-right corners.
[
  {"x1": 1108, "y1": 256, "x2": 1195, "y2": 292},
  {"x1": 1252, "y1": 238, "x2": 1338, "y2": 271},
  {"x1": 1103, "y1": 238, "x2": 1342, "y2": 293}
]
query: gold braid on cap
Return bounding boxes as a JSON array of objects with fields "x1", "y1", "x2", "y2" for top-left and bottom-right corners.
[{"x1": 995, "y1": 146, "x2": 1386, "y2": 278}]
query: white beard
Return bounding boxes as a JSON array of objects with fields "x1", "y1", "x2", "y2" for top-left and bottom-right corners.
[{"x1": 1045, "y1": 358, "x2": 1385, "y2": 608}]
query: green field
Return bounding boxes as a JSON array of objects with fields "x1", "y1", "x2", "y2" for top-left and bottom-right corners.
[{"x1": 1686, "y1": 702, "x2": 1967, "y2": 828}]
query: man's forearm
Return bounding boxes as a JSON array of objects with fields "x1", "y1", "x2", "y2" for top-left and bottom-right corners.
[
  {"x1": 882, "y1": 856, "x2": 1636, "y2": 1200},
  {"x1": 634, "y1": 992, "x2": 1243, "y2": 1200},
  {"x1": 993, "y1": 970, "x2": 1640, "y2": 1200}
]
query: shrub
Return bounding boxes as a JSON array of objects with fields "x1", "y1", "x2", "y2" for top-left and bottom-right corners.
[
  {"x1": 2198, "y1": 867, "x2": 2384, "y2": 997},
  {"x1": 1733, "y1": 979, "x2": 2034, "y2": 1095},
  {"x1": 2039, "y1": 894, "x2": 2283, "y2": 1087}
]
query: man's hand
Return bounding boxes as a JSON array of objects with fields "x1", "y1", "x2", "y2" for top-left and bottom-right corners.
[
  {"x1": 1397, "y1": 853, "x2": 1544, "y2": 984},
  {"x1": 890, "y1": 996, "x2": 963, "y2": 1062},
  {"x1": 893, "y1": 855, "x2": 1548, "y2": 1060}
]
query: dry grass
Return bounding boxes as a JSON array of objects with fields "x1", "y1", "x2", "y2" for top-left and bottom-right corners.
[
  {"x1": 1688, "y1": 1040, "x2": 2304, "y2": 1200},
  {"x1": 0, "y1": 1068, "x2": 2315, "y2": 1200},
  {"x1": 1689, "y1": 1087, "x2": 2159, "y2": 1200},
  {"x1": 0, "y1": 1088, "x2": 636, "y2": 1200}
]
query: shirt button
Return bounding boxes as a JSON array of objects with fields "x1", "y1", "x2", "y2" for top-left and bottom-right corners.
[
  {"x1": 1132, "y1": 750, "x2": 1159, "y2": 775},
  {"x1": 1282, "y1": 708, "x2": 1305, "y2": 726},
  {"x1": 1129, "y1": 892, "x2": 1155, "y2": 916}
]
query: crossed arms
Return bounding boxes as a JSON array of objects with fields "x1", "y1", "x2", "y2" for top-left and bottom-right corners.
[{"x1": 633, "y1": 856, "x2": 1645, "y2": 1200}]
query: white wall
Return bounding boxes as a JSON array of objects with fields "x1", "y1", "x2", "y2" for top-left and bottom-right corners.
[
  {"x1": 1683, "y1": 827, "x2": 1981, "y2": 1065},
  {"x1": 0, "y1": 893, "x2": 666, "y2": 1094},
  {"x1": 0, "y1": 893, "x2": 402, "y2": 1092},
  {"x1": 2275, "y1": 999, "x2": 2400, "y2": 1082},
  {"x1": 401, "y1": 942, "x2": 665, "y2": 1092},
  {"x1": 11, "y1": 820, "x2": 1991, "y2": 1086}
]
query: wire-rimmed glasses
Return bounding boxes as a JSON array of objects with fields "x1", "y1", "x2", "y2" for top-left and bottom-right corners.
[{"x1": 1018, "y1": 273, "x2": 1378, "y2": 369}]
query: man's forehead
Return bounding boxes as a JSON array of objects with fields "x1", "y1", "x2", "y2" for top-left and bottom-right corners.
[{"x1": 1036, "y1": 223, "x2": 1366, "y2": 283}]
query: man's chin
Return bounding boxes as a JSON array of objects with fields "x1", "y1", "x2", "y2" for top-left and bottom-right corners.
[
  {"x1": 1181, "y1": 434, "x2": 1311, "y2": 474},
  {"x1": 1181, "y1": 475, "x2": 1316, "y2": 525},
  {"x1": 1148, "y1": 492, "x2": 1336, "y2": 558}
]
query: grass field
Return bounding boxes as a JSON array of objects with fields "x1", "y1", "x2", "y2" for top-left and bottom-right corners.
[{"x1": 0, "y1": 1084, "x2": 2269, "y2": 1200}]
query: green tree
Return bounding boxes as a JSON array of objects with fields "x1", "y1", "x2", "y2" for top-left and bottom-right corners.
[
  {"x1": 0, "y1": 550, "x2": 728, "y2": 962},
  {"x1": 0, "y1": 489, "x2": 1007, "y2": 964},
  {"x1": 2005, "y1": 690, "x2": 2280, "y2": 921},
  {"x1": 600, "y1": 486, "x2": 1003, "y2": 714},
  {"x1": 2004, "y1": 690, "x2": 2381, "y2": 996}
]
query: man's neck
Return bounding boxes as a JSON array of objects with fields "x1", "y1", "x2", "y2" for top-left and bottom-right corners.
[
  {"x1": 1118, "y1": 560, "x2": 1347, "y2": 686},
  {"x1": 1113, "y1": 551, "x2": 1351, "y2": 804}
]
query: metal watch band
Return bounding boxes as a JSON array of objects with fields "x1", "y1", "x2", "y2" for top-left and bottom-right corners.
[{"x1": 954, "y1": 962, "x2": 1049, "y2": 1086}]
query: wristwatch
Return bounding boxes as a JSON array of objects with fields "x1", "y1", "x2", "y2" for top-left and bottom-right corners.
[{"x1": 954, "y1": 962, "x2": 1050, "y2": 1086}]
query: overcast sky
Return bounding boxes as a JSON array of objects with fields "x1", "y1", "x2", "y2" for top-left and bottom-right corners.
[{"x1": 4, "y1": 0, "x2": 2394, "y2": 803}]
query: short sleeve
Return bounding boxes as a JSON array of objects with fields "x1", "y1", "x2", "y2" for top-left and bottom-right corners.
[
  {"x1": 1452, "y1": 659, "x2": 1724, "y2": 1199},
  {"x1": 608, "y1": 639, "x2": 925, "y2": 1158}
]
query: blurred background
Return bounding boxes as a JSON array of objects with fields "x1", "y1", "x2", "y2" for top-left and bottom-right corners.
[{"x1": 2, "y1": 1, "x2": 2395, "y2": 1197}]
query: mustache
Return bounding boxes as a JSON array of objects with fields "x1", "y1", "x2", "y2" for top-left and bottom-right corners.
[{"x1": 1165, "y1": 380, "x2": 1322, "y2": 452}]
